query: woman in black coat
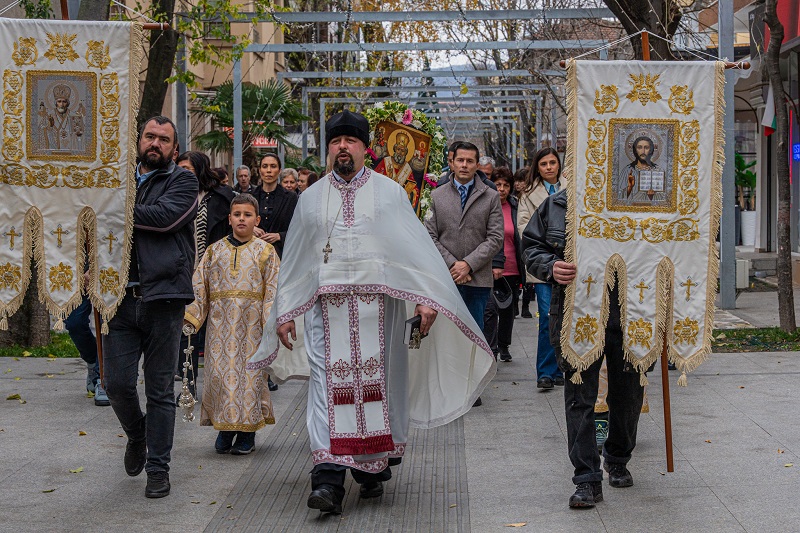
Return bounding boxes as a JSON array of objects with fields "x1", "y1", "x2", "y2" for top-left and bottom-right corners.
[
  {"x1": 176, "y1": 151, "x2": 236, "y2": 261},
  {"x1": 253, "y1": 153, "x2": 297, "y2": 258}
]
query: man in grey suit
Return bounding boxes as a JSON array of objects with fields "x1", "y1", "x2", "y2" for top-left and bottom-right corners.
[{"x1": 425, "y1": 141, "x2": 503, "y2": 403}]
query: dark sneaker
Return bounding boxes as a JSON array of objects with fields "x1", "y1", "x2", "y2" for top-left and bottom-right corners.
[
  {"x1": 521, "y1": 309, "x2": 533, "y2": 318},
  {"x1": 498, "y1": 346, "x2": 512, "y2": 362},
  {"x1": 307, "y1": 486, "x2": 343, "y2": 514},
  {"x1": 94, "y1": 382, "x2": 110, "y2": 407},
  {"x1": 569, "y1": 481, "x2": 603, "y2": 508},
  {"x1": 537, "y1": 377, "x2": 554, "y2": 390},
  {"x1": 472, "y1": 397, "x2": 482, "y2": 407},
  {"x1": 554, "y1": 376, "x2": 565, "y2": 386},
  {"x1": 124, "y1": 439, "x2": 146, "y2": 477},
  {"x1": 145, "y1": 471, "x2": 170, "y2": 498},
  {"x1": 268, "y1": 377, "x2": 279, "y2": 391},
  {"x1": 359, "y1": 481, "x2": 384, "y2": 499},
  {"x1": 215, "y1": 431, "x2": 236, "y2": 454},
  {"x1": 604, "y1": 461, "x2": 634, "y2": 488},
  {"x1": 230, "y1": 431, "x2": 255, "y2": 455}
]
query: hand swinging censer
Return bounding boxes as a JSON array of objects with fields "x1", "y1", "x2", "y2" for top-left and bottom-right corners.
[{"x1": 178, "y1": 324, "x2": 198, "y2": 421}]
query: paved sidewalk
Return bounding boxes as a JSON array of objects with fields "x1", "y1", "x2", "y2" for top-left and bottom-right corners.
[{"x1": 1, "y1": 298, "x2": 798, "y2": 532}]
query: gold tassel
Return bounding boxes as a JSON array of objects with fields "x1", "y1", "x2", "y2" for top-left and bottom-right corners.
[
  {"x1": 677, "y1": 372, "x2": 688, "y2": 387},
  {"x1": 54, "y1": 317, "x2": 64, "y2": 331},
  {"x1": 570, "y1": 372, "x2": 583, "y2": 385},
  {"x1": 0, "y1": 316, "x2": 7, "y2": 330},
  {"x1": 640, "y1": 372, "x2": 648, "y2": 387},
  {"x1": 101, "y1": 320, "x2": 109, "y2": 335}
]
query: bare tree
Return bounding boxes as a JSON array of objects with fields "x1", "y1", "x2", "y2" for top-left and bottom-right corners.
[{"x1": 764, "y1": 0, "x2": 795, "y2": 333}]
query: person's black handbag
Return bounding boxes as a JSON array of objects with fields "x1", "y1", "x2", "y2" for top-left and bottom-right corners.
[{"x1": 493, "y1": 277, "x2": 513, "y2": 309}]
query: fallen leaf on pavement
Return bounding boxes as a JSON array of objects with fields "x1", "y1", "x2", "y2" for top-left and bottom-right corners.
[
  {"x1": 210, "y1": 501, "x2": 217, "y2": 505},
  {"x1": 739, "y1": 386, "x2": 745, "y2": 389},
  {"x1": 449, "y1": 504, "x2": 457, "y2": 508},
  {"x1": 5, "y1": 368, "x2": 11, "y2": 373},
  {"x1": 191, "y1": 500, "x2": 200, "y2": 504},
  {"x1": 117, "y1": 434, "x2": 124, "y2": 438},
  {"x1": 47, "y1": 354, "x2": 56, "y2": 359},
  {"x1": 778, "y1": 449, "x2": 785, "y2": 454},
  {"x1": 22, "y1": 351, "x2": 31, "y2": 357},
  {"x1": 785, "y1": 463, "x2": 793, "y2": 468},
  {"x1": 45, "y1": 374, "x2": 54, "y2": 378},
  {"x1": 12, "y1": 357, "x2": 19, "y2": 361},
  {"x1": 658, "y1": 472, "x2": 665, "y2": 475},
  {"x1": 69, "y1": 467, "x2": 84, "y2": 474},
  {"x1": 705, "y1": 440, "x2": 711, "y2": 443},
  {"x1": 87, "y1": 391, "x2": 95, "y2": 398},
  {"x1": 14, "y1": 377, "x2": 20, "y2": 381},
  {"x1": 78, "y1": 431, "x2": 87, "y2": 436},
  {"x1": 41, "y1": 488, "x2": 56, "y2": 493},
  {"x1": 505, "y1": 523, "x2": 527, "y2": 528},
  {"x1": 6, "y1": 394, "x2": 26, "y2": 404},
  {"x1": 512, "y1": 381, "x2": 518, "y2": 385},
  {"x1": 226, "y1": 504, "x2": 233, "y2": 509}
]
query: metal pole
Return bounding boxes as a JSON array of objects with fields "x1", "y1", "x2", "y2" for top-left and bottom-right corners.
[
  {"x1": 536, "y1": 97, "x2": 543, "y2": 151},
  {"x1": 719, "y1": 0, "x2": 736, "y2": 308},
  {"x1": 233, "y1": 59, "x2": 243, "y2": 170},
  {"x1": 175, "y1": 36, "x2": 189, "y2": 154},
  {"x1": 319, "y1": 100, "x2": 326, "y2": 168},
  {"x1": 511, "y1": 126, "x2": 518, "y2": 173},
  {"x1": 302, "y1": 89, "x2": 309, "y2": 159}
]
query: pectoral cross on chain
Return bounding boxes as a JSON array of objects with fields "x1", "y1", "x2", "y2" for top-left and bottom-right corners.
[
  {"x1": 634, "y1": 279, "x2": 650, "y2": 304},
  {"x1": 680, "y1": 277, "x2": 697, "y2": 301},
  {"x1": 4, "y1": 227, "x2": 19, "y2": 250},
  {"x1": 582, "y1": 274, "x2": 597, "y2": 297},
  {"x1": 104, "y1": 231, "x2": 118, "y2": 254},
  {"x1": 323, "y1": 241, "x2": 332, "y2": 264},
  {"x1": 51, "y1": 224, "x2": 69, "y2": 248}
]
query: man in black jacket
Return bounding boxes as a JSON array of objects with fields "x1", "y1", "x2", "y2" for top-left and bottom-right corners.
[
  {"x1": 521, "y1": 190, "x2": 644, "y2": 510},
  {"x1": 103, "y1": 116, "x2": 198, "y2": 499}
]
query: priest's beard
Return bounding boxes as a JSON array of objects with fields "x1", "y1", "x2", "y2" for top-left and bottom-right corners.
[{"x1": 333, "y1": 153, "x2": 355, "y2": 176}]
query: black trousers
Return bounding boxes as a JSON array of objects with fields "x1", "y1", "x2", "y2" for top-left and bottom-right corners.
[
  {"x1": 311, "y1": 460, "x2": 399, "y2": 501},
  {"x1": 564, "y1": 324, "x2": 644, "y2": 484},
  {"x1": 498, "y1": 275, "x2": 521, "y2": 349},
  {"x1": 483, "y1": 296, "x2": 499, "y2": 356}
]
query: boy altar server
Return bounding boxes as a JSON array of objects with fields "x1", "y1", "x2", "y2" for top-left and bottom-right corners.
[
  {"x1": 184, "y1": 194, "x2": 279, "y2": 455},
  {"x1": 248, "y1": 110, "x2": 496, "y2": 514}
]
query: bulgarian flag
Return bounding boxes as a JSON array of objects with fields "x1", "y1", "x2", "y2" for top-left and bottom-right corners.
[{"x1": 762, "y1": 84, "x2": 776, "y2": 136}]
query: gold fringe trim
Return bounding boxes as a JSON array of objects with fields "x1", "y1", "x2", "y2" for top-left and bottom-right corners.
[
  {"x1": 677, "y1": 372, "x2": 688, "y2": 387},
  {"x1": 0, "y1": 316, "x2": 6, "y2": 330},
  {"x1": 101, "y1": 319, "x2": 109, "y2": 335},
  {"x1": 570, "y1": 372, "x2": 583, "y2": 385},
  {"x1": 639, "y1": 372, "x2": 648, "y2": 387},
  {"x1": 208, "y1": 418, "x2": 274, "y2": 431}
]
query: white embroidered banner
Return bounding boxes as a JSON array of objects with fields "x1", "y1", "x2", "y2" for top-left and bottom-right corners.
[
  {"x1": 0, "y1": 19, "x2": 144, "y2": 331},
  {"x1": 562, "y1": 60, "x2": 724, "y2": 385}
]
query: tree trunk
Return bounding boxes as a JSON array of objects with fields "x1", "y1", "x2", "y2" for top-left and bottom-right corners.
[
  {"x1": 765, "y1": 0, "x2": 796, "y2": 333},
  {"x1": 136, "y1": 0, "x2": 179, "y2": 127},
  {"x1": 0, "y1": 259, "x2": 50, "y2": 347},
  {"x1": 603, "y1": 0, "x2": 682, "y2": 60},
  {"x1": 76, "y1": 0, "x2": 109, "y2": 21}
]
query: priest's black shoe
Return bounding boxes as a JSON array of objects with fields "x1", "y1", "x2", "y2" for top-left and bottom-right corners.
[
  {"x1": 359, "y1": 481, "x2": 384, "y2": 499},
  {"x1": 307, "y1": 486, "x2": 343, "y2": 514},
  {"x1": 145, "y1": 471, "x2": 170, "y2": 498},
  {"x1": 537, "y1": 377, "x2": 554, "y2": 390},
  {"x1": 604, "y1": 461, "x2": 634, "y2": 487},
  {"x1": 124, "y1": 439, "x2": 146, "y2": 477},
  {"x1": 568, "y1": 482, "x2": 603, "y2": 508}
]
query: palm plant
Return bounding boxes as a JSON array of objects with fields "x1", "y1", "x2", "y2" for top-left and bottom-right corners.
[
  {"x1": 735, "y1": 152, "x2": 757, "y2": 211},
  {"x1": 192, "y1": 80, "x2": 309, "y2": 169}
]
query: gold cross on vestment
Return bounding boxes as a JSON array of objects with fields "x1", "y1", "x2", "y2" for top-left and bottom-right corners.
[
  {"x1": 634, "y1": 279, "x2": 650, "y2": 303},
  {"x1": 680, "y1": 277, "x2": 697, "y2": 301},
  {"x1": 4, "y1": 227, "x2": 19, "y2": 250},
  {"x1": 104, "y1": 231, "x2": 118, "y2": 254},
  {"x1": 50, "y1": 224, "x2": 69, "y2": 248},
  {"x1": 323, "y1": 242, "x2": 332, "y2": 264},
  {"x1": 582, "y1": 274, "x2": 597, "y2": 297}
]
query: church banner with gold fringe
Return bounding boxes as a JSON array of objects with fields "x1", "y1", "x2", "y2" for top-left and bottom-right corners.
[
  {"x1": 0, "y1": 19, "x2": 144, "y2": 331},
  {"x1": 562, "y1": 60, "x2": 724, "y2": 386}
]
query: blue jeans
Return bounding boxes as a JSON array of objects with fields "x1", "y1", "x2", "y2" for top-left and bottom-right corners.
[
  {"x1": 534, "y1": 283, "x2": 562, "y2": 380},
  {"x1": 64, "y1": 296, "x2": 98, "y2": 372},
  {"x1": 456, "y1": 285, "x2": 491, "y2": 328},
  {"x1": 103, "y1": 294, "x2": 184, "y2": 473}
]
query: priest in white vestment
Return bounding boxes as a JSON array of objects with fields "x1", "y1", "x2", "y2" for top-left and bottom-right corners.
[{"x1": 248, "y1": 110, "x2": 496, "y2": 513}]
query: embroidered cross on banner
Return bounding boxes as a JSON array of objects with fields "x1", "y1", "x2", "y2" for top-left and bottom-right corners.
[
  {"x1": 582, "y1": 274, "x2": 597, "y2": 297},
  {"x1": 680, "y1": 277, "x2": 697, "y2": 301},
  {"x1": 634, "y1": 279, "x2": 650, "y2": 304},
  {"x1": 50, "y1": 224, "x2": 70, "y2": 248},
  {"x1": 104, "y1": 231, "x2": 118, "y2": 254},
  {"x1": 4, "y1": 227, "x2": 19, "y2": 250}
]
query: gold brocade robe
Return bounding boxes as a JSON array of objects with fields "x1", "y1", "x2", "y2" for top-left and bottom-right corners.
[{"x1": 185, "y1": 237, "x2": 280, "y2": 431}]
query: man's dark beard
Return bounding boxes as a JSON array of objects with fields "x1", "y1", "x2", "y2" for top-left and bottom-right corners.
[
  {"x1": 139, "y1": 148, "x2": 171, "y2": 171},
  {"x1": 333, "y1": 154, "x2": 355, "y2": 176}
]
